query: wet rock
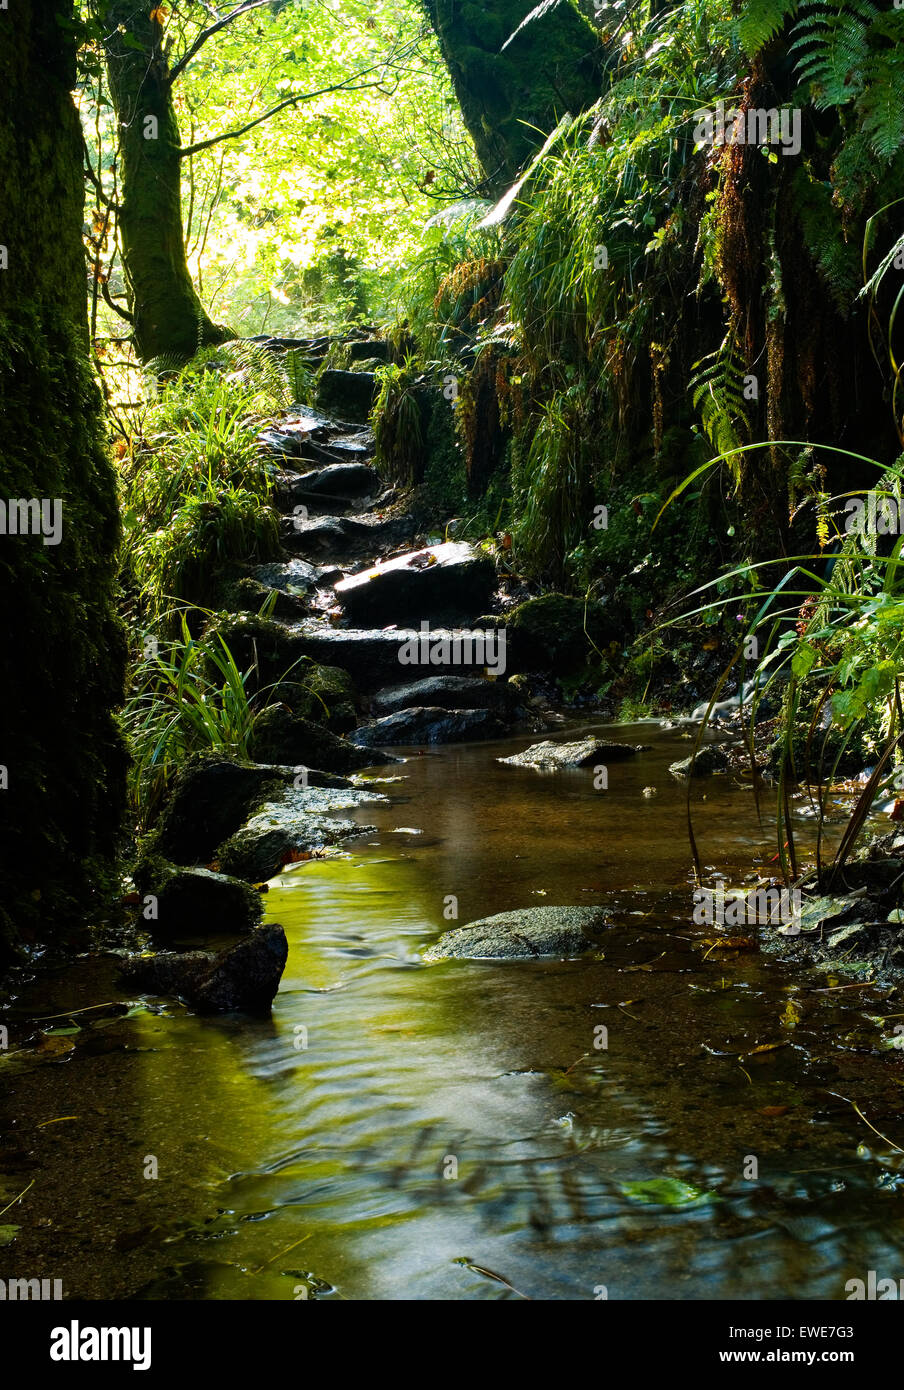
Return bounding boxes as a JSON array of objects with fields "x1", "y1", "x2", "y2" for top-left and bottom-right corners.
[
  {"x1": 203, "y1": 613, "x2": 304, "y2": 693},
  {"x1": 371, "y1": 674, "x2": 519, "y2": 717},
  {"x1": 152, "y1": 754, "x2": 290, "y2": 864},
  {"x1": 334, "y1": 542, "x2": 497, "y2": 625},
  {"x1": 423, "y1": 906, "x2": 612, "y2": 961},
  {"x1": 315, "y1": 369, "x2": 377, "y2": 423},
  {"x1": 282, "y1": 513, "x2": 417, "y2": 561},
  {"x1": 669, "y1": 744, "x2": 731, "y2": 777},
  {"x1": 499, "y1": 737, "x2": 644, "y2": 770},
  {"x1": 351, "y1": 706, "x2": 506, "y2": 747},
  {"x1": 273, "y1": 463, "x2": 379, "y2": 512},
  {"x1": 132, "y1": 858, "x2": 264, "y2": 938},
  {"x1": 247, "y1": 705, "x2": 388, "y2": 773},
  {"x1": 225, "y1": 574, "x2": 309, "y2": 621},
  {"x1": 121, "y1": 923, "x2": 288, "y2": 1014},
  {"x1": 216, "y1": 783, "x2": 387, "y2": 880}
]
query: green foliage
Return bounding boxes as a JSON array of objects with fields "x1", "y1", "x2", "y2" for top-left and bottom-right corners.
[
  {"x1": 122, "y1": 348, "x2": 282, "y2": 624},
  {"x1": 738, "y1": 0, "x2": 799, "y2": 55},
  {"x1": 371, "y1": 356, "x2": 428, "y2": 486},
  {"x1": 510, "y1": 384, "x2": 600, "y2": 580},
  {"x1": 689, "y1": 332, "x2": 749, "y2": 473},
  {"x1": 790, "y1": 168, "x2": 860, "y2": 314},
  {"x1": 123, "y1": 611, "x2": 284, "y2": 827}
]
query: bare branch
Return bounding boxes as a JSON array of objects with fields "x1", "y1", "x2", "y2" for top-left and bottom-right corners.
[
  {"x1": 167, "y1": 0, "x2": 274, "y2": 87},
  {"x1": 179, "y1": 73, "x2": 393, "y2": 157}
]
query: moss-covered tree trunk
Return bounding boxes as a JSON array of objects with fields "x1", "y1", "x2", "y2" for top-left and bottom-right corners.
[
  {"x1": 103, "y1": 1, "x2": 230, "y2": 363},
  {"x1": 422, "y1": 0, "x2": 602, "y2": 189},
  {"x1": 0, "y1": 0, "x2": 128, "y2": 965}
]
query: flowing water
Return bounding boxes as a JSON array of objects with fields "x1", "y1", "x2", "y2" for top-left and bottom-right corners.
[{"x1": 3, "y1": 721, "x2": 904, "y2": 1301}]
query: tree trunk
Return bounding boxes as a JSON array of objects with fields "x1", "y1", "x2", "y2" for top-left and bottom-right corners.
[
  {"x1": 103, "y1": 1, "x2": 231, "y2": 363},
  {"x1": 422, "y1": 0, "x2": 602, "y2": 190},
  {"x1": 0, "y1": 0, "x2": 127, "y2": 963}
]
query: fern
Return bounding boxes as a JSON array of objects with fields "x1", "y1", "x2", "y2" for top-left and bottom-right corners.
[
  {"x1": 689, "y1": 332, "x2": 749, "y2": 475},
  {"x1": 790, "y1": 1, "x2": 875, "y2": 109},
  {"x1": 738, "y1": 0, "x2": 799, "y2": 56},
  {"x1": 858, "y1": 52, "x2": 904, "y2": 159},
  {"x1": 791, "y1": 168, "x2": 860, "y2": 314}
]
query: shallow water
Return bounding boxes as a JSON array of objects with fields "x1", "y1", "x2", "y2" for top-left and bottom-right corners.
[{"x1": 3, "y1": 721, "x2": 904, "y2": 1301}]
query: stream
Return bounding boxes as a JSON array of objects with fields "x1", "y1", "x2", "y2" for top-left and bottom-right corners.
[{"x1": 3, "y1": 720, "x2": 904, "y2": 1301}]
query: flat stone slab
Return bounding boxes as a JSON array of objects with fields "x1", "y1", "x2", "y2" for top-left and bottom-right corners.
[
  {"x1": 423, "y1": 906, "x2": 612, "y2": 961},
  {"x1": 250, "y1": 558, "x2": 323, "y2": 594},
  {"x1": 499, "y1": 737, "x2": 644, "y2": 770},
  {"x1": 350, "y1": 706, "x2": 506, "y2": 747},
  {"x1": 334, "y1": 542, "x2": 497, "y2": 625},
  {"x1": 371, "y1": 674, "x2": 518, "y2": 716}
]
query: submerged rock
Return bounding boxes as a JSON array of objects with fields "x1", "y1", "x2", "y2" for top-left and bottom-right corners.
[
  {"x1": 334, "y1": 541, "x2": 497, "y2": 625},
  {"x1": 499, "y1": 737, "x2": 644, "y2": 769},
  {"x1": 121, "y1": 923, "x2": 288, "y2": 1014},
  {"x1": 351, "y1": 706, "x2": 506, "y2": 747},
  {"x1": 132, "y1": 859, "x2": 264, "y2": 938},
  {"x1": 424, "y1": 906, "x2": 612, "y2": 960}
]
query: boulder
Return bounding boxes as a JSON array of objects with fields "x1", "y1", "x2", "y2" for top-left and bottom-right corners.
[
  {"x1": 669, "y1": 744, "x2": 731, "y2": 777},
  {"x1": 132, "y1": 859, "x2": 263, "y2": 938},
  {"x1": 371, "y1": 674, "x2": 519, "y2": 717},
  {"x1": 247, "y1": 705, "x2": 386, "y2": 773},
  {"x1": 499, "y1": 737, "x2": 644, "y2": 770},
  {"x1": 334, "y1": 542, "x2": 497, "y2": 625},
  {"x1": 121, "y1": 923, "x2": 288, "y2": 1014},
  {"x1": 350, "y1": 706, "x2": 506, "y2": 747},
  {"x1": 423, "y1": 906, "x2": 612, "y2": 961},
  {"x1": 315, "y1": 369, "x2": 377, "y2": 423},
  {"x1": 500, "y1": 594, "x2": 619, "y2": 673}
]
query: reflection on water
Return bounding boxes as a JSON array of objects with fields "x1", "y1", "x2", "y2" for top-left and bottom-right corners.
[{"x1": 3, "y1": 721, "x2": 904, "y2": 1300}]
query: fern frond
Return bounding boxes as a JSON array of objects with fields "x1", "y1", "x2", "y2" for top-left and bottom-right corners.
[
  {"x1": 790, "y1": 1, "x2": 875, "y2": 108},
  {"x1": 689, "y1": 332, "x2": 749, "y2": 473},
  {"x1": 738, "y1": 0, "x2": 800, "y2": 56}
]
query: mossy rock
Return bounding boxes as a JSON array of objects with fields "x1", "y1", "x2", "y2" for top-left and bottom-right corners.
[
  {"x1": 247, "y1": 705, "x2": 378, "y2": 774},
  {"x1": 149, "y1": 752, "x2": 289, "y2": 864},
  {"x1": 203, "y1": 612, "x2": 304, "y2": 693},
  {"x1": 505, "y1": 594, "x2": 618, "y2": 673},
  {"x1": 132, "y1": 855, "x2": 263, "y2": 938},
  {"x1": 270, "y1": 663, "x2": 358, "y2": 734}
]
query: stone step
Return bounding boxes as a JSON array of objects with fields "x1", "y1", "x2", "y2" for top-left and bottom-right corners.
[
  {"x1": 350, "y1": 706, "x2": 507, "y2": 747},
  {"x1": 314, "y1": 369, "x2": 377, "y2": 424},
  {"x1": 333, "y1": 541, "x2": 497, "y2": 625},
  {"x1": 288, "y1": 621, "x2": 507, "y2": 690},
  {"x1": 273, "y1": 463, "x2": 380, "y2": 514},
  {"x1": 371, "y1": 674, "x2": 519, "y2": 717},
  {"x1": 281, "y1": 512, "x2": 418, "y2": 562}
]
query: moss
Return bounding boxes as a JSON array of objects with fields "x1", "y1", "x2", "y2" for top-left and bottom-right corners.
[
  {"x1": 0, "y1": 5, "x2": 128, "y2": 963},
  {"x1": 506, "y1": 593, "x2": 618, "y2": 673},
  {"x1": 132, "y1": 854, "x2": 263, "y2": 938}
]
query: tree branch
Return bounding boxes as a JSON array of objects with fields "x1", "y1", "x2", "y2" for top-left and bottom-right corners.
[
  {"x1": 167, "y1": 0, "x2": 274, "y2": 87},
  {"x1": 179, "y1": 73, "x2": 393, "y2": 157}
]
